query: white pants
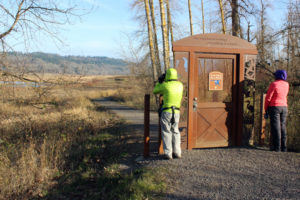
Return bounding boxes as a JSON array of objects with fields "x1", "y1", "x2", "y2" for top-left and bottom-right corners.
[{"x1": 160, "y1": 112, "x2": 181, "y2": 157}]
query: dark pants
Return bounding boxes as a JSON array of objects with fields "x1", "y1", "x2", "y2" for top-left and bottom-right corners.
[{"x1": 269, "y1": 106, "x2": 288, "y2": 152}]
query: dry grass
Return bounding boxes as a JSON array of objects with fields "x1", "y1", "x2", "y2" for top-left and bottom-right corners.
[
  {"x1": 0, "y1": 139, "x2": 64, "y2": 198},
  {"x1": 286, "y1": 86, "x2": 300, "y2": 152},
  {"x1": 0, "y1": 75, "x2": 120, "y2": 199},
  {"x1": 110, "y1": 76, "x2": 157, "y2": 110}
]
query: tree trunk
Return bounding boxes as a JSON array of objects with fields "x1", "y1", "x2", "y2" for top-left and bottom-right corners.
[
  {"x1": 201, "y1": 0, "x2": 205, "y2": 34},
  {"x1": 166, "y1": 0, "x2": 175, "y2": 66},
  {"x1": 247, "y1": 22, "x2": 251, "y2": 42},
  {"x1": 239, "y1": 16, "x2": 244, "y2": 39},
  {"x1": 231, "y1": 0, "x2": 239, "y2": 36},
  {"x1": 159, "y1": 0, "x2": 170, "y2": 71},
  {"x1": 260, "y1": 0, "x2": 266, "y2": 63},
  {"x1": 218, "y1": 0, "x2": 226, "y2": 34},
  {"x1": 149, "y1": 0, "x2": 162, "y2": 75},
  {"x1": 188, "y1": 0, "x2": 194, "y2": 35},
  {"x1": 287, "y1": 27, "x2": 290, "y2": 72},
  {"x1": 144, "y1": 0, "x2": 158, "y2": 81}
]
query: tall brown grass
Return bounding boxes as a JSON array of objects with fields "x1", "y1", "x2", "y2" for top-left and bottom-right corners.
[{"x1": 0, "y1": 75, "x2": 119, "y2": 199}]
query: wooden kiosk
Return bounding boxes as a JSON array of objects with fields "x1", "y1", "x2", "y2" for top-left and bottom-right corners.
[{"x1": 172, "y1": 33, "x2": 258, "y2": 150}]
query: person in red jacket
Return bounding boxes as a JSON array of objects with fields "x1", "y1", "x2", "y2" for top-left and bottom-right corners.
[{"x1": 264, "y1": 70, "x2": 289, "y2": 152}]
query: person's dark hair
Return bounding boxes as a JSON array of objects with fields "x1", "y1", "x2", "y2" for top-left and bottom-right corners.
[{"x1": 274, "y1": 70, "x2": 287, "y2": 81}]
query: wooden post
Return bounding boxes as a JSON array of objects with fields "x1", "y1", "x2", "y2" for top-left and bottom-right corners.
[
  {"x1": 144, "y1": 94, "x2": 150, "y2": 157},
  {"x1": 158, "y1": 95, "x2": 164, "y2": 154},
  {"x1": 158, "y1": 118, "x2": 164, "y2": 154},
  {"x1": 259, "y1": 93, "x2": 266, "y2": 145}
]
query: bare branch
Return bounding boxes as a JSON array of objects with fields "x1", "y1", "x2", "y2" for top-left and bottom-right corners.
[
  {"x1": 0, "y1": 0, "x2": 25, "y2": 40},
  {"x1": 0, "y1": 4, "x2": 14, "y2": 18}
]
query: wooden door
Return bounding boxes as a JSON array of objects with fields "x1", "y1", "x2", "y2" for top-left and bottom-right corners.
[{"x1": 192, "y1": 54, "x2": 237, "y2": 148}]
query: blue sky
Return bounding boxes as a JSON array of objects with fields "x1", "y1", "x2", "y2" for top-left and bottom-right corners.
[
  {"x1": 36, "y1": 0, "x2": 138, "y2": 58},
  {"x1": 64, "y1": 0, "x2": 138, "y2": 57},
  {"x1": 10, "y1": 0, "x2": 289, "y2": 59}
]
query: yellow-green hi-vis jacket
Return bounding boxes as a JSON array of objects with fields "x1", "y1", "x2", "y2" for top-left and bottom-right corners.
[{"x1": 153, "y1": 68, "x2": 184, "y2": 114}]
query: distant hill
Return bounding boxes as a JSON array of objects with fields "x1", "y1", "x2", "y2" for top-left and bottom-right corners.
[{"x1": 5, "y1": 52, "x2": 129, "y2": 75}]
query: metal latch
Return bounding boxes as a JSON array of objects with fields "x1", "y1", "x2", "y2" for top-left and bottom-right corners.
[{"x1": 193, "y1": 97, "x2": 197, "y2": 111}]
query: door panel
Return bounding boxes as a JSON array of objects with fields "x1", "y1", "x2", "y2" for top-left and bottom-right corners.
[{"x1": 193, "y1": 55, "x2": 236, "y2": 148}]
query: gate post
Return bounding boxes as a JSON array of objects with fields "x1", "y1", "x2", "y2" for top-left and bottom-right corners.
[
  {"x1": 158, "y1": 95, "x2": 164, "y2": 154},
  {"x1": 259, "y1": 93, "x2": 266, "y2": 145},
  {"x1": 144, "y1": 94, "x2": 150, "y2": 157}
]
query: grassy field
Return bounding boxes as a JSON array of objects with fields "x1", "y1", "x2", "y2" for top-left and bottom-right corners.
[{"x1": 0, "y1": 74, "x2": 164, "y2": 200}]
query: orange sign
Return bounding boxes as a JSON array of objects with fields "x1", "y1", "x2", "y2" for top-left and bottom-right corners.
[{"x1": 209, "y1": 71, "x2": 223, "y2": 90}]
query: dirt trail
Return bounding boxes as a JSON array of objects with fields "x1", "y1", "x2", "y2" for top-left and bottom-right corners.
[
  {"x1": 96, "y1": 97, "x2": 159, "y2": 126},
  {"x1": 95, "y1": 97, "x2": 300, "y2": 200}
]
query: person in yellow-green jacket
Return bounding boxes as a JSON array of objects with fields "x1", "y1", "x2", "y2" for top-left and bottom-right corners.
[{"x1": 153, "y1": 68, "x2": 183, "y2": 160}]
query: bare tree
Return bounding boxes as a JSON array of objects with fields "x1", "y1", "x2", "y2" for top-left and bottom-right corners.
[
  {"x1": 231, "y1": 0, "x2": 239, "y2": 36},
  {"x1": 223, "y1": 0, "x2": 256, "y2": 37},
  {"x1": 149, "y1": 0, "x2": 162, "y2": 75},
  {"x1": 257, "y1": 0, "x2": 266, "y2": 63},
  {"x1": 159, "y1": 0, "x2": 170, "y2": 71},
  {"x1": 166, "y1": 0, "x2": 175, "y2": 65},
  {"x1": 255, "y1": 0, "x2": 276, "y2": 76},
  {"x1": 218, "y1": 0, "x2": 226, "y2": 34},
  {"x1": 144, "y1": 0, "x2": 158, "y2": 81},
  {"x1": 285, "y1": 0, "x2": 300, "y2": 82},
  {"x1": 201, "y1": 0, "x2": 205, "y2": 34},
  {"x1": 0, "y1": 0, "x2": 81, "y2": 52},
  {"x1": 188, "y1": 0, "x2": 194, "y2": 35}
]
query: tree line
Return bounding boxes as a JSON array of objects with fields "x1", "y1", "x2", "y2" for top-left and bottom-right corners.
[{"x1": 3, "y1": 52, "x2": 128, "y2": 75}]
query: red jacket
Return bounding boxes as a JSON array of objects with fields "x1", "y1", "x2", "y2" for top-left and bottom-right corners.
[{"x1": 265, "y1": 80, "x2": 289, "y2": 112}]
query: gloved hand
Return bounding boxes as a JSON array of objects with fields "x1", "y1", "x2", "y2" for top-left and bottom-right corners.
[
  {"x1": 158, "y1": 73, "x2": 166, "y2": 83},
  {"x1": 264, "y1": 113, "x2": 268, "y2": 119}
]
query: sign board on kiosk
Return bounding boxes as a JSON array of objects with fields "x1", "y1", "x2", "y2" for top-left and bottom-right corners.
[{"x1": 209, "y1": 71, "x2": 223, "y2": 91}]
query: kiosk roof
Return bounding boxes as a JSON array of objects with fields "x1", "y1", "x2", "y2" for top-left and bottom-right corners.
[{"x1": 173, "y1": 33, "x2": 257, "y2": 54}]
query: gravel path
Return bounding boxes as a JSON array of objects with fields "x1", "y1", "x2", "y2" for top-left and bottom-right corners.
[
  {"x1": 145, "y1": 148, "x2": 300, "y2": 200},
  {"x1": 95, "y1": 98, "x2": 300, "y2": 200}
]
